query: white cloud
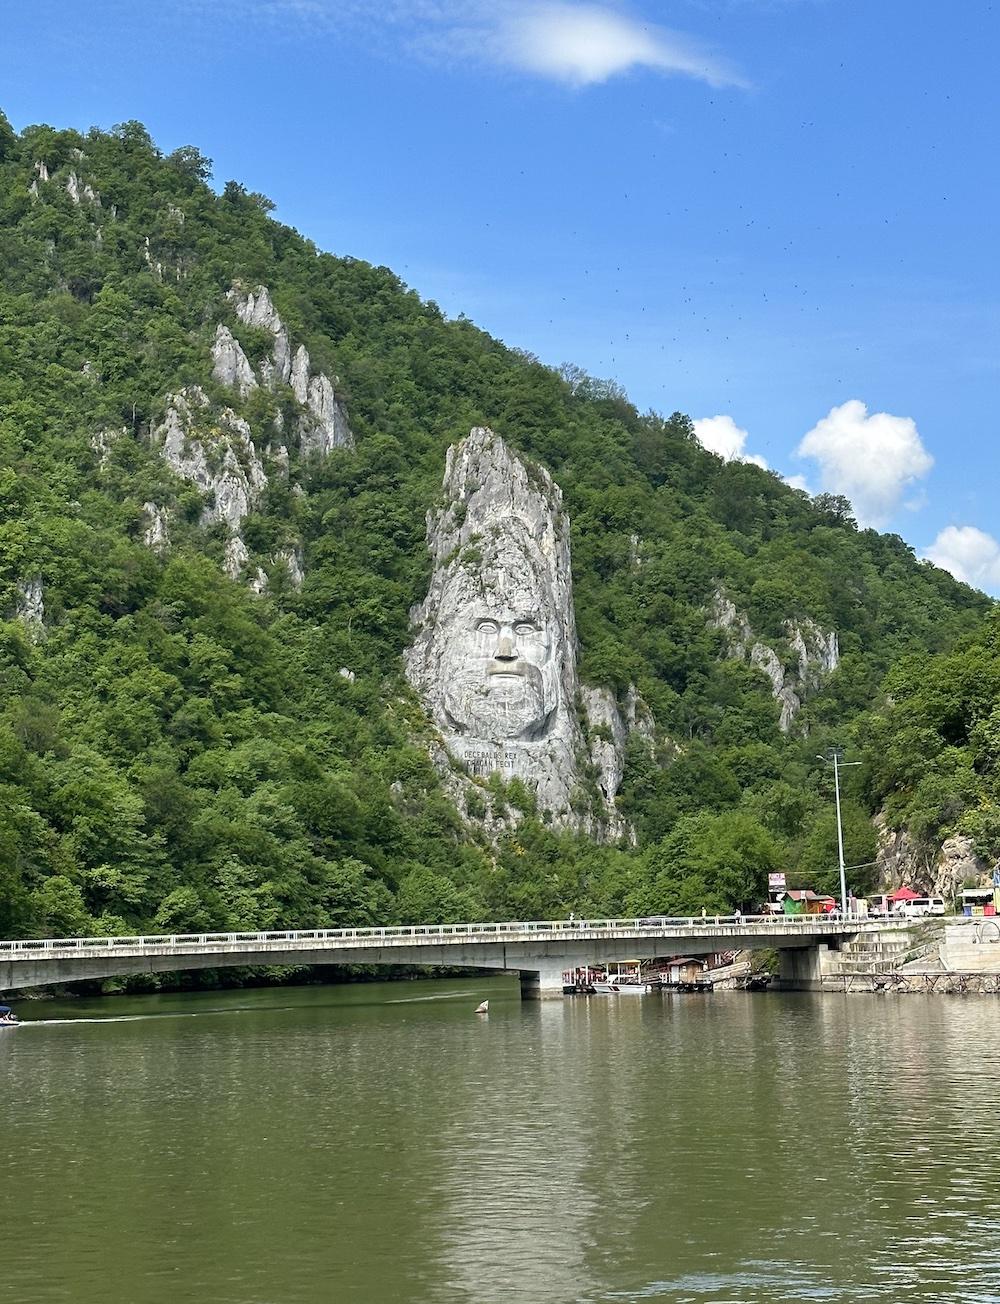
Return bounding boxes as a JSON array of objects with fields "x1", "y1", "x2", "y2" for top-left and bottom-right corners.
[
  {"x1": 234, "y1": 1, "x2": 745, "y2": 88},
  {"x1": 795, "y1": 399, "x2": 933, "y2": 528},
  {"x1": 490, "y1": 4, "x2": 745, "y2": 87},
  {"x1": 924, "y1": 525, "x2": 1000, "y2": 592},
  {"x1": 783, "y1": 473, "x2": 811, "y2": 493},
  {"x1": 693, "y1": 414, "x2": 768, "y2": 469}
]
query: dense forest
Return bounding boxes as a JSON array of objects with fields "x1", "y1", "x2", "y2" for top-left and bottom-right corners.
[{"x1": 0, "y1": 111, "x2": 993, "y2": 960}]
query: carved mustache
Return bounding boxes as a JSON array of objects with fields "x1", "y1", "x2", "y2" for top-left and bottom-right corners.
[{"x1": 487, "y1": 661, "x2": 529, "y2": 677}]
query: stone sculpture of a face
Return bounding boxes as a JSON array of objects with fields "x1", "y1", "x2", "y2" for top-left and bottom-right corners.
[
  {"x1": 437, "y1": 540, "x2": 561, "y2": 741},
  {"x1": 406, "y1": 425, "x2": 585, "y2": 816}
]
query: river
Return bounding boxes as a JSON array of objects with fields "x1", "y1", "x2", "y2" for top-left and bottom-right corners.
[{"x1": 2, "y1": 978, "x2": 999, "y2": 1304}]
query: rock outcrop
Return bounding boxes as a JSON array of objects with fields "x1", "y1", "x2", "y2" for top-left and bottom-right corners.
[
  {"x1": 90, "y1": 426, "x2": 125, "y2": 467},
  {"x1": 708, "y1": 589, "x2": 839, "y2": 732},
  {"x1": 13, "y1": 578, "x2": 44, "y2": 634},
  {"x1": 407, "y1": 426, "x2": 642, "y2": 838},
  {"x1": 275, "y1": 545, "x2": 305, "y2": 591},
  {"x1": 153, "y1": 387, "x2": 267, "y2": 532},
  {"x1": 66, "y1": 171, "x2": 99, "y2": 206},
  {"x1": 295, "y1": 364, "x2": 353, "y2": 458},
  {"x1": 579, "y1": 684, "x2": 655, "y2": 843},
  {"x1": 211, "y1": 325, "x2": 257, "y2": 398},
  {"x1": 223, "y1": 285, "x2": 354, "y2": 455},
  {"x1": 28, "y1": 160, "x2": 48, "y2": 199},
  {"x1": 140, "y1": 502, "x2": 170, "y2": 553},
  {"x1": 875, "y1": 814, "x2": 988, "y2": 899},
  {"x1": 223, "y1": 535, "x2": 251, "y2": 581},
  {"x1": 233, "y1": 285, "x2": 292, "y2": 387}
]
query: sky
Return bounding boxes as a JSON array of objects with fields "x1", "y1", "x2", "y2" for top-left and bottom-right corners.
[{"x1": 2, "y1": 0, "x2": 999, "y2": 591}]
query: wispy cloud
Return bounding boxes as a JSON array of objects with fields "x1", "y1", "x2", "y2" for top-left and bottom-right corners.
[
  {"x1": 229, "y1": 1, "x2": 745, "y2": 88},
  {"x1": 481, "y1": 4, "x2": 745, "y2": 88}
]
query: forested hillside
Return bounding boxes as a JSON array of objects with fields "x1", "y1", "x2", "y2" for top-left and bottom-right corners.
[{"x1": 0, "y1": 112, "x2": 992, "y2": 952}]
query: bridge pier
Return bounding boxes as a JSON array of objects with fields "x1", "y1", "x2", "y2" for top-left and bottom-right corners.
[
  {"x1": 518, "y1": 965, "x2": 567, "y2": 1000},
  {"x1": 776, "y1": 943, "x2": 839, "y2": 991}
]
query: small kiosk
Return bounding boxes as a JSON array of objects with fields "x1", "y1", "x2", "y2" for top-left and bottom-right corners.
[{"x1": 961, "y1": 887, "x2": 996, "y2": 917}]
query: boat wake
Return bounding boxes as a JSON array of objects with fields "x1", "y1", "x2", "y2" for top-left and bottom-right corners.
[{"x1": 17, "y1": 1007, "x2": 265, "y2": 1027}]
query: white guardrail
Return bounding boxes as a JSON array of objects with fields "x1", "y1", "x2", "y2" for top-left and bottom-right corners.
[{"x1": 0, "y1": 914, "x2": 893, "y2": 956}]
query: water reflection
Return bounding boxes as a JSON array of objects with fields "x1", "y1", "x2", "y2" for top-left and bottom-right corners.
[{"x1": 3, "y1": 984, "x2": 1000, "y2": 1303}]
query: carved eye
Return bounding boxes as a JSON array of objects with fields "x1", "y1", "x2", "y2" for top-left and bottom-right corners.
[
  {"x1": 476, "y1": 619, "x2": 500, "y2": 635},
  {"x1": 514, "y1": 622, "x2": 538, "y2": 635}
]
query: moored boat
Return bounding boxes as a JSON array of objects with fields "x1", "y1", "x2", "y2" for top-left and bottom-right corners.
[
  {"x1": 592, "y1": 964, "x2": 650, "y2": 994},
  {"x1": 0, "y1": 1004, "x2": 20, "y2": 1027}
]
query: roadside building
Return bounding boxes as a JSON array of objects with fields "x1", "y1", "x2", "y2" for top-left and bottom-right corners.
[{"x1": 780, "y1": 889, "x2": 835, "y2": 916}]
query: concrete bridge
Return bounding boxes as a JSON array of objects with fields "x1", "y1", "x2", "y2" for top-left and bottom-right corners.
[{"x1": 0, "y1": 914, "x2": 908, "y2": 998}]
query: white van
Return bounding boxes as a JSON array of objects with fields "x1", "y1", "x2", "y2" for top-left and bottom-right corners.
[{"x1": 896, "y1": 896, "x2": 946, "y2": 918}]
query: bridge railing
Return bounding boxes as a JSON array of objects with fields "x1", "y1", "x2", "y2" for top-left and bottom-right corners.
[{"x1": 0, "y1": 913, "x2": 895, "y2": 955}]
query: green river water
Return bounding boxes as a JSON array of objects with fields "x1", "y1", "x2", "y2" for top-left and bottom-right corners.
[{"x1": 2, "y1": 977, "x2": 999, "y2": 1304}]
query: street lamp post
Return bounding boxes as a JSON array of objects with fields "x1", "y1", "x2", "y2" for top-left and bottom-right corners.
[{"x1": 818, "y1": 749, "x2": 861, "y2": 917}]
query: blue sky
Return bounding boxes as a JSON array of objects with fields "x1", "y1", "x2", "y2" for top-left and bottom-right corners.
[{"x1": 3, "y1": 1, "x2": 999, "y2": 589}]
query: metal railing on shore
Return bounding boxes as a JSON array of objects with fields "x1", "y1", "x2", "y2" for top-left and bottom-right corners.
[{"x1": 0, "y1": 913, "x2": 902, "y2": 957}]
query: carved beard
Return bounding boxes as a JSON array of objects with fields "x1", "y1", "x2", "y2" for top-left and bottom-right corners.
[{"x1": 442, "y1": 660, "x2": 557, "y2": 740}]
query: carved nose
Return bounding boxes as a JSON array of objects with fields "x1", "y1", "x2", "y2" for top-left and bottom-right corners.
[{"x1": 495, "y1": 631, "x2": 517, "y2": 660}]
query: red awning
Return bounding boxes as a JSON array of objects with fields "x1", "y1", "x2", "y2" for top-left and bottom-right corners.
[{"x1": 887, "y1": 885, "x2": 922, "y2": 902}]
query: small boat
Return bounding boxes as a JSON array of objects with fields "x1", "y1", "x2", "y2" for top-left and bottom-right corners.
[
  {"x1": 0, "y1": 1004, "x2": 19, "y2": 1028},
  {"x1": 592, "y1": 965, "x2": 649, "y2": 994},
  {"x1": 474, "y1": 1000, "x2": 489, "y2": 1014}
]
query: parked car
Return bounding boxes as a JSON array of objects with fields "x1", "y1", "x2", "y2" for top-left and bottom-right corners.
[{"x1": 894, "y1": 896, "x2": 946, "y2": 918}]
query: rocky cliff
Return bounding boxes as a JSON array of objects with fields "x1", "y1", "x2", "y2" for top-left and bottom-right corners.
[
  {"x1": 708, "y1": 589, "x2": 839, "y2": 731},
  {"x1": 153, "y1": 386, "x2": 267, "y2": 534},
  {"x1": 139, "y1": 283, "x2": 357, "y2": 594},
  {"x1": 225, "y1": 285, "x2": 354, "y2": 457},
  {"x1": 874, "y1": 814, "x2": 989, "y2": 899},
  {"x1": 406, "y1": 426, "x2": 649, "y2": 839}
]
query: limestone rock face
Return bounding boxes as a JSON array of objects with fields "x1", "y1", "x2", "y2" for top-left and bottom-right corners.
[
  {"x1": 232, "y1": 285, "x2": 292, "y2": 387},
  {"x1": 28, "y1": 160, "x2": 48, "y2": 199},
  {"x1": 407, "y1": 426, "x2": 630, "y2": 836},
  {"x1": 581, "y1": 686, "x2": 628, "y2": 801},
  {"x1": 66, "y1": 171, "x2": 99, "y2": 206},
  {"x1": 211, "y1": 325, "x2": 257, "y2": 398},
  {"x1": 708, "y1": 589, "x2": 839, "y2": 732},
  {"x1": 275, "y1": 545, "x2": 305, "y2": 591},
  {"x1": 140, "y1": 502, "x2": 170, "y2": 553},
  {"x1": 935, "y1": 835, "x2": 986, "y2": 899},
  {"x1": 142, "y1": 236, "x2": 163, "y2": 281},
  {"x1": 91, "y1": 426, "x2": 125, "y2": 467},
  {"x1": 299, "y1": 370, "x2": 353, "y2": 457},
  {"x1": 223, "y1": 535, "x2": 251, "y2": 580},
  {"x1": 875, "y1": 814, "x2": 988, "y2": 899},
  {"x1": 225, "y1": 285, "x2": 354, "y2": 454},
  {"x1": 14, "y1": 578, "x2": 44, "y2": 634},
  {"x1": 154, "y1": 387, "x2": 267, "y2": 532}
]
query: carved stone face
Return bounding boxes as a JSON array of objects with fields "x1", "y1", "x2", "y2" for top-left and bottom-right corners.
[{"x1": 440, "y1": 599, "x2": 560, "y2": 740}]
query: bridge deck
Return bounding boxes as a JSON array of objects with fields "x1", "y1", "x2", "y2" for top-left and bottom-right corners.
[{"x1": 0, "y1": 914, "x2": 903, "y2": 964}]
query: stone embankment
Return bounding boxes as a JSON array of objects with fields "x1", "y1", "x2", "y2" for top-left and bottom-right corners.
[{"x1": 813, "y1": 918, "x2": 1000, "y2": 994}]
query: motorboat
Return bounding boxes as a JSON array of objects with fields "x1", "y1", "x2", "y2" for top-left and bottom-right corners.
[
  {"x1": 591, "y1": 966, "x2": 650, "y2": 994},
  {"x1": 0, "y1": 1004, "x2": 19, "y2": 1028},
  {"x1": 474, "y1": 1000, "x2": 489, "y2": 1014}
]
